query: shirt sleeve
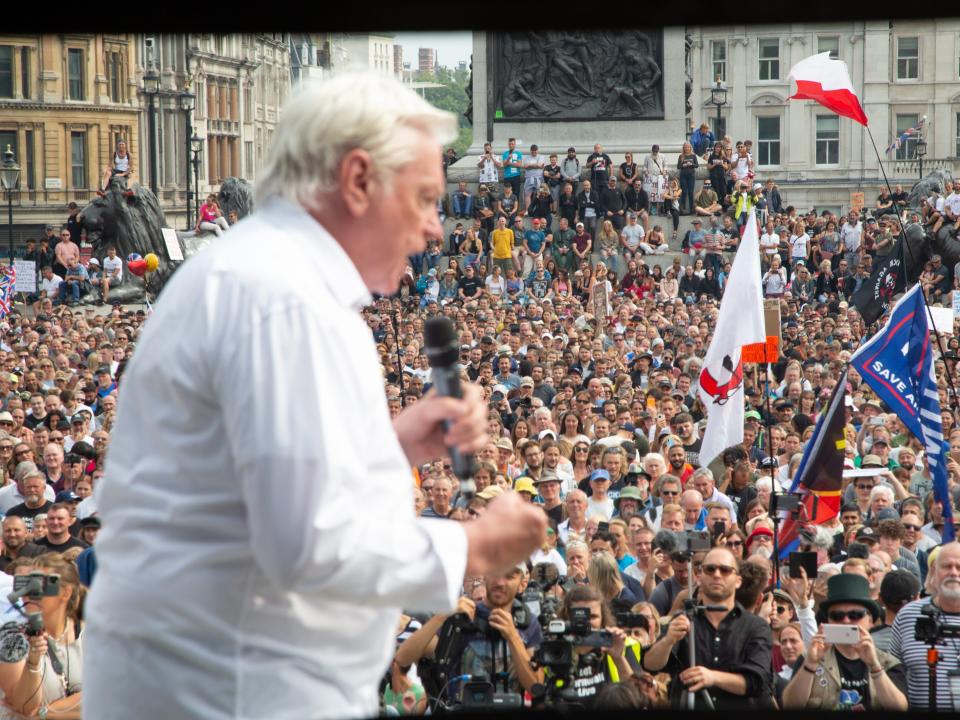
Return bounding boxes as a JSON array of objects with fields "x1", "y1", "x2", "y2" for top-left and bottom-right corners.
[
  {"x1": 727, "y1": 618, "x2": 773, "y2": 698},
  {"x1": 215, "y1": 299, "x2": 467, "y2": 613}
]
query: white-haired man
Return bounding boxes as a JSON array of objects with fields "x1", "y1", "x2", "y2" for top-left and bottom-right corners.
[{"x1": 85, "y1": 73, "x2": 546, "y2": 720}]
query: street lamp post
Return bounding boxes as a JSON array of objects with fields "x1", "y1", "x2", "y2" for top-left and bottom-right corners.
[
  {"x1": 143, "y1": 67, "x2": 160, "y2": 195},
  {"x1": 179, "y1": 90, "x2": 196, "y2": 230},
  {"x1": 916, "y1": 137, "x2": 927, "y2": 181},
  {"x1": 1, "y1": 146, "x2": 20, "y2": 266},
  {"x1": 711, "y1": 77, "x2": 728, "y2": 143},
  {"x1": 190, "y1": 134, "x2": 204, "y2": 232}
]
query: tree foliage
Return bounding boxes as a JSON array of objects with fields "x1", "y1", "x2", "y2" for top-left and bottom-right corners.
[{"x1": 415, "y1": 66, "x2": 472, "y2": 156}]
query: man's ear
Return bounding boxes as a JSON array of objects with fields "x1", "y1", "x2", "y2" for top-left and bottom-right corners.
[{"x1": 338, "y1": 149, "x2": 376, "y2": 218}]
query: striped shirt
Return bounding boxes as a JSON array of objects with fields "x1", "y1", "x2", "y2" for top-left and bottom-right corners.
[{"x1": 889, "y1": 596, "x2": 960, "y2": 709}]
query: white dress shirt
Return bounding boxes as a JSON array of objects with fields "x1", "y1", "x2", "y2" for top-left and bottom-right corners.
[{"x1": 84, "y1": 199, "x2": 469, "y2": 720}]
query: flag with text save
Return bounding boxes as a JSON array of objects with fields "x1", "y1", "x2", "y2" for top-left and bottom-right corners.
[{"x1": 850, "y1": 284, "x2": 955, "y2": 542}]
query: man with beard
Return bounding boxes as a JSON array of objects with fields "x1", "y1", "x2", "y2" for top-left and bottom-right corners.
[
  {"x1": 889, "y1": 543, "x2": 960, "y2": 709},
  {"x1": 6, "y1": 472, "x2": 54, "y2": 534},
  {"x1": 395, "y1": 564, "x2": 543, "y2": 698},
  {"x1": 670, "y1": 412, "x2": 702, "y2": 466},
  {"x1": 0, "y1": 515, "x2": 44, "y2": 572},
  {"x1": 664, "y1": 437, "x2": 694, "y2": 485},
  {"x1": 643, "y1": 546, "x2": 773, "y2": 708},
  {"x1": 535, "y1": 472, "x2": 564, "y2": 524}
]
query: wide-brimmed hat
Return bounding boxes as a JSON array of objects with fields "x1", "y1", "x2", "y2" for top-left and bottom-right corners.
[
  {"x1": 615, "y1": 486, "x2": 644, "y2": 509},
  {"x1": 819, "y1": 573, "x2": 882, "y2": 621}
]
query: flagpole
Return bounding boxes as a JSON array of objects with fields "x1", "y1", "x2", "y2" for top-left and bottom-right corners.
[
  {"x1": 763, "y1": 353, "x2": 781, "y2": 589},
  {"x1": 864, "y1": 126, "x2": 960, "y2": 416}
]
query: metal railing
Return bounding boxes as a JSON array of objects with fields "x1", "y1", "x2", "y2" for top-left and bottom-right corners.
[{"x1": 881, "y1": 157, "x2": 958, "y2": 179}]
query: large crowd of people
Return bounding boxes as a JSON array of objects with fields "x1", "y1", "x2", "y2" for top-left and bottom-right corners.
[
  {"x1": 373, "y1": 127, "x2": 960, "y2": 712},
  {"x1": 1, "y1": 113, "x2": 959, "y2": 717}
]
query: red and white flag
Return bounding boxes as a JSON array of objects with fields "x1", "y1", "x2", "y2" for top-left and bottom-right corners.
[
  {"x1": 697, "y1": 210, "x2": 765, "y2": 467},
  {"x1": 788, "y1": 52, "x2": 868, "y2": 126}
]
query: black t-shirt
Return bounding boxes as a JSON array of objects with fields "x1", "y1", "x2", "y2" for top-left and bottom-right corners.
[
  {"x1": 7, "y1": 501, "x2": 53, "y2": 533},
  {"x1": 835, "y1": 652, "x2": 871, "y2": 710},
  {"x1": 24, "y1": 413, "x2": 46, "y2": 430},
  {"x1": 65, "y1": 215, "x2": 83, "y2": 244},
  {"x1": 35, "y1": 535, "x2": 88, "y2": 553},
  {"x1": 619, "y1": 162, "x2": 638, "y2": 183},
  {"x1": 544, "y1": 163, "x2": 562, "y2": 187},
  {"x1": 458, "y1": 276, "x2": 480, "y2": 298},
  {"x1": 544, "y1": 503, "x2": 564, "y2": 525}
]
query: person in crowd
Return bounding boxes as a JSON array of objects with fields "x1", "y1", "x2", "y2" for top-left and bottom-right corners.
[
  {"x1": 642, "y1": 546, "x2": 773, "y2": 708},
  {"x1": 195, "y1": 193, "x2": 231, "y2": 237}
]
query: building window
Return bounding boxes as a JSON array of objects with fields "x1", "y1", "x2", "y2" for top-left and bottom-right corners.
[
  {"x1": 0, "y1": 47, "x2": 12, "y2": 98},
  {"x1": 894, "y1": 113, "x2": 920, "y2": 160},
  {"x1": 711, "y1": 41, "x2": 727, "y2": 83},
  {"x1": 815, "y1": 115, "x2": 839, "y2": 165},
  {"x1": 70, "y1": 131, "x2": 87, "y2": 188},
  {"x1": 758, "y1": 39, "x2": 780, "y2": 81},
  {"x1": 20, "y1": 48, "x2": 29, "y2": 99},
  {"x1": 245, "y1": 140, "x2": 253, "y2": 177},
  {"x1": 108, "y1": 51, "x2": 123, "y2": 102},
  {"x1": 67, "y1": 49, "x2": 84, "y2": 100},
  {"x1": 955, "y1": 112, "x2": 960, "y2": 157},
  {"x1": 818, "y1": 36, "x2": 840, "y2": 60},
  {"x1": 24, "y1": 129, "x2": 34, "y2": 190},
  {"x1": 897, "y1": 37, "x2": 919, "y2": 80},
  {"x1": 756, "y1": 116, "x2": 781, "y2": 166},
  {"x1": 244, "y1": 86, "x2": 252, "y2": 120}
]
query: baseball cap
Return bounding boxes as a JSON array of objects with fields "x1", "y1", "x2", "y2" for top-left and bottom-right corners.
[
  {"x1": 589, "y1": 469, "x2": 611, "y2": 482},
  {"x1": 744, "y1": 410, "x2": 762, "y2": 421},
  {"x1": 477, "y1": 485, "x2": 504, "y2": 501},
  {"x1": 513, "y1": 477, "x2": 537, "y2": 495},
  {"x1": 519, "y1": 376, "x2": 535, "y2": 388},
  {"x1": 55, "y1": 490, "x2": 80, "y2": 503},
  {"x1": 495, "y1": 437, "x2": 514, "y2": 451},
  {"x1": 879, "y1": 570, "x2": 921, "y2": 607},
  {"x1": 79, "y1": 516, "x2": 102, "y2": 529},
  {"x1": 855, "y1": 526, "x2": 878, "y2": 543}
]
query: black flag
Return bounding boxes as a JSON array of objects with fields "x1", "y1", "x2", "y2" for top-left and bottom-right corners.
[{"x1": 851, "y1": 235, "x2": 906, "y2": 324}]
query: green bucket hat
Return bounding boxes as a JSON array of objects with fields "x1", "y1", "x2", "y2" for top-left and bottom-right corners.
[{"x1": 615, "y1": 485, "x2": 644, "y2": 509}]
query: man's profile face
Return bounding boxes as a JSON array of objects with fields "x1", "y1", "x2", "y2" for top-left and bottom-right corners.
[{"x1": 357, "y1": 132, "x2": 444, "y2": 295}]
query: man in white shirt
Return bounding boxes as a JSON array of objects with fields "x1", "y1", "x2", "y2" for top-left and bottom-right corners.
[
  {"x1": 84, "y1": 72, "x2": 546, "y2": 720},
  {"x1": 759, "y1": 220, "x2": 780, "y2": 267},
  {"x1": 840, "y1": 212, "x2": 862, "y2": 268},
  {"x1": 101, "y1": 245, "x2": 123, "y2": 304},
  {"x1": 35, "y1": 266, "x2": 62, "y2": 310}
]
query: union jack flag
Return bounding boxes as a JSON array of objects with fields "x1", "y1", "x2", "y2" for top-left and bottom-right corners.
[
  {"x1": 885, "y1": 117, "x2": 926, "y2": 154},
  {"x1": 0, "y1": 266, "x2": 16, "y2": 318}
]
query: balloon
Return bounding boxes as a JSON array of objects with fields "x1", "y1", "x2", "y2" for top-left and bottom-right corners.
[
  {"x1": 127, "y1": 259, "x2": 147, "y2": 277},
  {"x1": 144, "y1": 253, "x2": 159, "y2": 273},
  {"x1": 127, "y1": 253, "x2": 142, "y2": 263}
]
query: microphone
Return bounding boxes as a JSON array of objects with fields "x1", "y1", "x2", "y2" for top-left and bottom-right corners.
[{"x1": 424, "y1": 317, "x2": 477, "y2": 500}]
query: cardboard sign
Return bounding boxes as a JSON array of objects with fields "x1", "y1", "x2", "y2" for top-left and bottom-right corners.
[
  {"x1": 928, "y1": 306, "x2": 954, "y2": 336},
  {"x1": 161, "y1": 228, "x2": 184, "y2": 262},
  {"x1": 742, "y1": 336, "x2": 780, "y2": 364},
  {"x1": 13, "y1": 259, "x2": 35, "y2": 293},
  {"x1": 850, "y1": 192, "x2": 865, "y2": 214}
]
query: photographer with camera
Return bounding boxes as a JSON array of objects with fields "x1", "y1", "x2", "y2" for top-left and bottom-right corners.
[
  {"x1": 642, "y1": 546, "x2": 773, "y2": 709},
  {"x1": 782, "y1": 573, "x2": 907, "y2": 710},
  {"x1": 545, "y1": 585, "x2": 639, "y2": 707},
  {"x1": 394, "y1": 563, "x2": 543, "y2": 706},
  {"x1": 890, "y1": 541, "x2": 960, "y2": 709},
  {"x1": 0, "y1": 554, "x2": 83, "y2": 719}
]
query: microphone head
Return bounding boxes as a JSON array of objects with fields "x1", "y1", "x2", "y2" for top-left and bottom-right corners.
[
  {"x1": 424, "y1": 317, "x2": 459, "y2": 367},
  {"x1": 0, "y1": 622, "x2": 28, "y2": 663}
]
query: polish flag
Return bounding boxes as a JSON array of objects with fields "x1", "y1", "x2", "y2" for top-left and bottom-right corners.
[{"x1": 788, "y1": 52, "x2": 868, "y2": 126}]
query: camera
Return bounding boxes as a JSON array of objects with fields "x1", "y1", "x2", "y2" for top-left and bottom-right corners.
[
  {"x1": 532, "y1": 605, "x2": 612, "y2": 706},
  {"x1": 12, "y1": 572, "x2": 60, "y2": 600},
  {"x1": 916, "y1": 603, "x2": 960, "y2": 644}
]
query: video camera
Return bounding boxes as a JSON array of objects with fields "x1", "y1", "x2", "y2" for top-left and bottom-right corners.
[
  {"x1": 454, "y1": 597, "x2": 531, "y2": 637},
  {"x1": 916, "y1": 603, "x2": 960, "y2": 644},
  {"x1": 532, "y1": 605, "x2": 613, "y2": 706},
  {"x1": 521, "y1": 562, "x2": 580, "y2": 626},
  {"x1": 652, "y1": 529, "x2": 712, "y2": 562}
]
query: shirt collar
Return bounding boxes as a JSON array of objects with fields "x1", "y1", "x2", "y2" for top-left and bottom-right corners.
[{"x1": 263, "y1": 198, "x2": 372, "y2": 312}]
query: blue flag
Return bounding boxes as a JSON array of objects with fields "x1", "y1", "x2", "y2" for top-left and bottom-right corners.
[{"x1": 850, "y1": 284, "x2": 955, "y2": 542}]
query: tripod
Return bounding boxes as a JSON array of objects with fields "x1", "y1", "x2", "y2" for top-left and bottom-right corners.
[{"x1": 679, "y1": 555, "x2": 728, "y2": 710}]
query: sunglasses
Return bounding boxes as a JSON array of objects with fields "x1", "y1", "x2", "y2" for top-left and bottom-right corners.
[
  {"x1": 660, "y1": 489, "x2": 680, "y2": 496},
  {"x1": 775, "y1": 605, "x2": 790, "y2": 615},
  {"x1": 855, "y1": 483, "x2": 874, "y2": 490},
  {"x1": 828, "y1": 609, "x2": 868, "y2": 622},
  {"x1": 575, "y1": 447, "x2": 589, "y2": 452},
  {"x1": 702, "y1": 564, "x2": 736, "y2": 577},
  {"x1": 902, "y1": 523, "x2": 922, "y2": 531},
  {"x1": 726, "y1": 540, "x2": 744, "y2": 547}
]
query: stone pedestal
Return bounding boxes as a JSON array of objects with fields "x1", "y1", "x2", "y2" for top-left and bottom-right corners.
[{"x1": 468, "y1": 29, "x2": 689, "y2": 156}]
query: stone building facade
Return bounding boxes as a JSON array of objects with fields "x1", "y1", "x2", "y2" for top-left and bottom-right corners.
[{"x1": 0, "y1": 33, "x2": 140, "y2": 241}]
